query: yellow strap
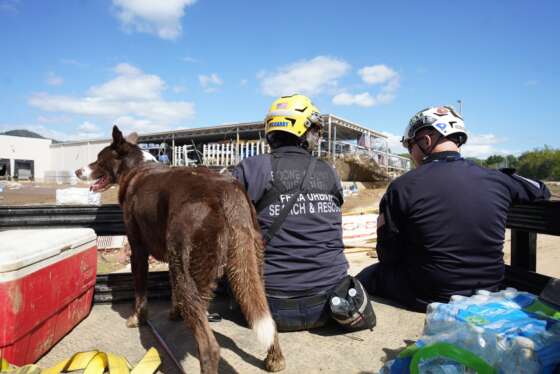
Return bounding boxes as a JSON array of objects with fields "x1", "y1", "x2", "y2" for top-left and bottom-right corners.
[
  {"x1": 1, "y1": 348, "x2": 160, "y2": 374},
  {"x1": 42, "y1": 350, "x2": 99, "y2": 374},
  {"x1": 83, "y1": 353, "x2": 108, "y2": 374},
  {"x1": 130, "y1": 348, "x2": 161, "y2": 374},
  {"x1": 106, "y1": 352, "x2": 131, "y2": 374},
  {"x1": 1, "y1": 358, "x2": 11, "y2": 372}
]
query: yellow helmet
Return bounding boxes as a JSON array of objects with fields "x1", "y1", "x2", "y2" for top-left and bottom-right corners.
[{"x1": 265, "y1": 94, "x2": 322, "y2": 138}]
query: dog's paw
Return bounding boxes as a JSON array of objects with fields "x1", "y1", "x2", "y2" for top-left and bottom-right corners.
[
  {"x1": 264, "y1": 354, "x2": 286, "y2": 372},
  {"x1": 126, "y1": 313, "x2": 146, "y2": 328}
]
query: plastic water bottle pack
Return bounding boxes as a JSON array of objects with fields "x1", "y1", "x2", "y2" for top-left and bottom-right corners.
[{"x1": 379, "y1": 288, "x2": 560, "y2": 374}]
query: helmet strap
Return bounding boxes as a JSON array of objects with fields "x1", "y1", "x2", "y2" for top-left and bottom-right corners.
[{"x1": 419, "y1": 133, "x2": 443, "y2": 161}]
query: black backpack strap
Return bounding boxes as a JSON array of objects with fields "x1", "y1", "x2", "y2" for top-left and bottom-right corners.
[
  {"x1": 255, "y1": 154, "x2": 283, "y2": 213},
  {"x1": 262, "y1": 157, "x2": 317, "y2": 244}
]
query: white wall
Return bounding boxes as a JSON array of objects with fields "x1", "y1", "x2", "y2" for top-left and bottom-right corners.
[
  {"x1": 49, "y1": 139, "x2": 111, "y2": 175},
  {"x1": 0, "y1": 135, "x2": 52, "y2": 180}
]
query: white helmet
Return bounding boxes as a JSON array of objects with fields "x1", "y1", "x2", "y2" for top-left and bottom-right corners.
[{"x1": 401, "y1": 106, "x2": 467, "y2": 149}]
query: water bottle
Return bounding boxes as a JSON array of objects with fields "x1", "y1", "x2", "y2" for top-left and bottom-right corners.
[
  {"x1": 467, "y1": 325, "x2": 498, "y2": 366},
  {"x1": 331, "y1": 296, "x2": 351, "y2": 317},
  {"x1": 417, "y1": 359, "x2": 468, "y2": 374},
  {"x1": 450, "y1": 295, "x2": 467, "y2": 303},
  {"x1": 419, "y1": 289, "x2": 558, "y2": 374},
  {"x1": 499, "y1": 336, "x2": 541, "y2": 374},
  {"x1": 501, "y1": 287, "x2": 518, "y2": 300},
  {"x1": 347, "y1": 288, "x2": 358, "y2": 310},
  {"x1": 425, "y1": 303, "x2": 460, "y2": 335}
]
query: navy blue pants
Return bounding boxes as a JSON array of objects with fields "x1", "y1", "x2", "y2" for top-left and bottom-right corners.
[
  {"x1": 266, "y1": 293, "x2": 331, "y2": 332},
  {"x1": 355, "y1": 262, "x2": 423, "y2": 311}
]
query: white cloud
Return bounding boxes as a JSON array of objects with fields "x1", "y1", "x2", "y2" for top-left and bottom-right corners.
[
  {"x1": 379, "y1": 131, "x2": 509, "y2": 158},
  {"x1": 259, "y1": 56, "x2": 351, "y2": 97},
  {"x1": 332, "y1": 92, "x2": 376, "y2": 107},
  {"x1": 78, "y1": 121, "x2": 100, "y2": 134},
  {"x1": 37, "y1": 115, "x2": 72, "y2": 124},
  {"x1": 359, "y1": 65, "x2": 398, "y2": 85},
  {"x1": 181, "y1": 56, "x2": 198, "y2": 63},
  {"x1": 29, "y1": 63, "x2": 195, "y2": 132},
  {"x1": 240, "y1": 79, "x2": 248, "y2": 87},
  {"x1": 75, "y1": 122, "x2": 104, "y2": 139},
  {"x1": 46, "y1": 72, "x2": 64, "y2": 86},
  {"x1": 21, "y1": 125, "x2": 75, "y2": 141},
  {"x1": 461, "y1": 133, "x2": 507, "y2": 159},
  {"x1": 88, "y1": 63, "x2": 165, "y2": 100},
  {"x1": 172, "y1": 85, "x2": 186, "y2": 93},
  {"x1": 199, "y1": 73, "x2": 223, "y2": 93},
  {"x1": 379, "y1": 131, "x2": 405, "y2": 154},
  {"x1": 332, "y1": 90, "x2": 397, "y2": 108},
  {"x1": 0, "y1": 0, "x2": 19, "y2": 13},
  {"x1": 112, "y1": 0, "x2": 196, "y2": 40},
  {"x1": 333, "y1": 64, "x2": 400, "y2": 108},
  {"x1": 524, "y1": 79, "x2": 538, "y2": 86},
  {"x1": 113, "y1": 115, "x2": 169, "y2": 133},
  {"x1": 0, "y1": 123, "x2": 103, "y2": 142}
]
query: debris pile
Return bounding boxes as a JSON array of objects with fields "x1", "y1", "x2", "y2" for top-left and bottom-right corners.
[{"x1": 331, "y1": 154, "x2": 387, "y2": 183}]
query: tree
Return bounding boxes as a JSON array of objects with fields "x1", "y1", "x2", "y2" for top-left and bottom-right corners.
[
  {"x1": 505, "y1": 154, "x2": 519, "y2": 169},
  {"x1": 517, "y1": 147, "x2": 560, "y2": 180},
  {"x1": 466, "y1": 157, "x2": 485, "y2": 167},
  {"x1": 486, "y1": 154, "x2": 505, "y2": 167}
]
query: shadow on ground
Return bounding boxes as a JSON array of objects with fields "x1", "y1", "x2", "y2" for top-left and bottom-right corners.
[{"x1": 110, "y1": 294, "x2": 269, "y2": 373}]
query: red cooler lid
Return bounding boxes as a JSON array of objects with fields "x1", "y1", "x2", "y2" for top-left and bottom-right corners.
[{"x1": 0, "y1": 228, "x2": 96, "y2": 273}]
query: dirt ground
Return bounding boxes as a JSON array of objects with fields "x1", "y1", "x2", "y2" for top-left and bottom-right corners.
[
  {"x1": 0, "y1": 180, "x2": 120, "y2": 205},
  {"x1": 547, "y1": 181, "x2": 560, "y2": 197}
]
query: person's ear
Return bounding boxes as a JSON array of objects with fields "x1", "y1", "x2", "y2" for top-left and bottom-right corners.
[{"x1": 423, "y1": 133, "x2": 433, "y2": 148}]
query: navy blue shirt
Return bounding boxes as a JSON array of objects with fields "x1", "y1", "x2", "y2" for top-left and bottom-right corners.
[
  {"x1": 378, "y1": 151, "x2": 551, "y2": 307},
  {"x1": 233, "y1": 146, "x2": 349, "y2": 297}
]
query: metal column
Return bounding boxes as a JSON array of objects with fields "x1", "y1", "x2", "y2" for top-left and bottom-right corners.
[
  {"x1": 171, "y1": 134, "x2": 175, "y2": 166},
  {"x1": 327, "y1": 115, "x2": 332, "y2": 157},
  {"x1": 331, "y1": 123, "x2": 337, "y2": 160}
]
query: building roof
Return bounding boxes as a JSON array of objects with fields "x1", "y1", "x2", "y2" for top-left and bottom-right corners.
[
  {"x1": 49, "y1": 138, "x2": 111, "y2": 147},
  {"x1": 49, "y1": 114, "x2": 388, "y2": 146}
]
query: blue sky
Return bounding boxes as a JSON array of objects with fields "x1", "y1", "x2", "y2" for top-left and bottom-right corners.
[{"x1": 1, "y1": 0, "x2": 558, "y2": 158}]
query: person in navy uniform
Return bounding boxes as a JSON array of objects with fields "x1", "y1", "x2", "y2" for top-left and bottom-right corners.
[
  {"x1": 357, "y1": 106, "x2": 551, "y2": 312},
  {"x1": 233, "y1": 94, "x2": 348, "y2": 331}
]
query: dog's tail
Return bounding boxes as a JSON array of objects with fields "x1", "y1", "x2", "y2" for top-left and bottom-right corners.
[{"x1": 225, "y1": 205, "x2": 276, "y2": 349}]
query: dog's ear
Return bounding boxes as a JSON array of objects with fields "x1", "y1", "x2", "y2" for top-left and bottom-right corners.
[
  {"x1": 125, "y1": 132, "x2": 138, "y2": 145},
  {"x1": 112, "y1": 125, "x2": 124, "y2": 145}
]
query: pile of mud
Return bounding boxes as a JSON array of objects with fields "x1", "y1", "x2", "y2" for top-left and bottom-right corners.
[{"x1": 331, "y1": 154, "x2": 388, "y2": 183}]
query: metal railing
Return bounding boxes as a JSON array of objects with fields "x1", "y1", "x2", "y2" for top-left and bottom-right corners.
[{"x1": 202, "y1": 141, "x2": 270, "y2": 167}]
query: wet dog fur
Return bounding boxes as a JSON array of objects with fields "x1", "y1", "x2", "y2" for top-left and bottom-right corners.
[{"x1": 76, "y1": 126, "x2": 285, "y2": 373}]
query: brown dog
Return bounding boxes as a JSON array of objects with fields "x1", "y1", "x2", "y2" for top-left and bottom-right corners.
[{"x1": 76, "y1": 126, "x2": 285, "y2": 373}]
